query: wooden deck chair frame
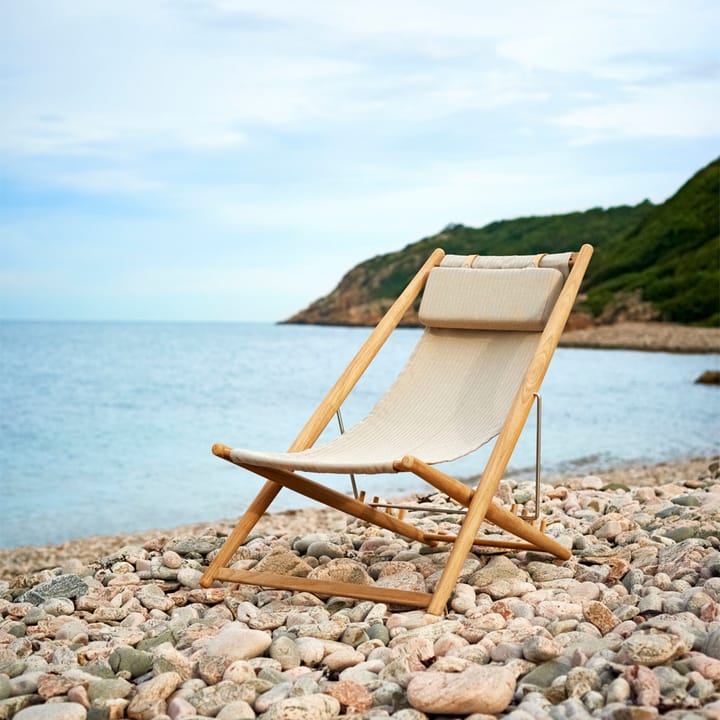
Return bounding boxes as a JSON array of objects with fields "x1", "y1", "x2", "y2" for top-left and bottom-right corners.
[{"x1": 201, "y1": 244, "x2": 593, "y2": 615}]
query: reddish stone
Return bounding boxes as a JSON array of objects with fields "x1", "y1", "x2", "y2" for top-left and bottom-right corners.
[
  {"x1": 37, "y1": 673, "x2": 78, "y2": 699},
  {"x1": 325, "y1": 681, "x2": 373, "y2": 712}
]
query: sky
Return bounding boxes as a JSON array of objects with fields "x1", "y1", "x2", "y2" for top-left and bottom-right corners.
[{"x1": 1, "y1": 1, "x2": 718, "y2": 322}]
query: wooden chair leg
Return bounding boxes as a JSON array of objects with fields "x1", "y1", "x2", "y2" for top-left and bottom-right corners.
[{"x1": 200, "y1": 480, "x2": 280, "y2": 588}]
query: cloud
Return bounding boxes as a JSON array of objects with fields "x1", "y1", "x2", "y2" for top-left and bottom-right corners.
[
  {"x1": 1, "y1": 1, "x2": 718, "y2": 321},
  {"x1": 556, "y1": 80, "x2": 720, "y2": 141}
]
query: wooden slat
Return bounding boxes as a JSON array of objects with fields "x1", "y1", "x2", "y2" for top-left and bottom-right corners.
[
  {"x1": 423, "y1": 533, "x2": 537, "y2": 551},
  {"x1": 427, "y1": 244, "x2": 593, "y2": 614},
  {"x1": 394, "y1": 454, "x2": 570, "y2": 558},
  {"x1": 215, "y1": 568, "x2": 432, "y2": 608},
  {"x1": 243, "y1": 463, "x2": 433, "y2": 544}
]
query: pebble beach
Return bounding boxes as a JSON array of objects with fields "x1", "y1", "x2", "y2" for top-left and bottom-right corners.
[{"x1": 2, "y1": 455, "x2": 720, "y2": 720}]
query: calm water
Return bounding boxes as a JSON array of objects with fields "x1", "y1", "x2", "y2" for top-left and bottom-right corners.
[{"x1": 1, "y1": 321, "x2": 718, "y2": 549}]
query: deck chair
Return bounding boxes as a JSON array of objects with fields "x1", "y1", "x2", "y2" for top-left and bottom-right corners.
[{"x1": 201, "y1": 244, "x2": 593, "y2": 615}]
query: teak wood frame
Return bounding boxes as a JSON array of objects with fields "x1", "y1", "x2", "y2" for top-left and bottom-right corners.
[{"x1": 201, "y1": 244, "x2": 594, "y2": 615}]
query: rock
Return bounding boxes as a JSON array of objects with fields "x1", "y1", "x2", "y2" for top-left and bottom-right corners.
[
  {"x1": 324, "y1": 680, "x2": 373, "y2": 712},
  {"x1": 0, "y1": 677, "x2": 11, "y2": 701},
  {"x1": 696, "y1": 370, "x2": 720, "y2": 384},
  {"x1": 13, "y1": 704, "x2": 87, "y2": 720},
  {"x1": 204, "y1": 624, "x2": 271, "y2": 660},
  {"x1": 19, "y1": 575, "x2": 88, "y2": 606},
  {"x1": 583, "y1": 600, "x2": 619, "y2": 634},
  {"x1": 176, "y1": 567, "x2": 203, "y2": 588},
  {"x1": 254, "y1": 682, "x2": 292, "y2": 713},
  {"x1": 108, "y1": 647, "x2": 154, "y2": 678},
  {"x1": 522, "y1": 634, "x2": 562, "y2": 663},
  {"x1": 87, "y1": 677, "x2": 134, "y2": 703},
  {"x1": 620, "y1": 631, "x2": 685, "y2": 666},
  {"x1": 126, "y1": 672, "x2": 182, "y2": 720},
  {"x1": 519, "y1": 659, "x2": 572, "y2": 689},
  {"x1": 152, "y1": 644, "x2": 195, "y2": 681},
  {"x1": 164, "y1": 536, "x2": 223, "y2": 555},
  {"x1": 376, "y1": 570, "x2": 427, "y2": 593},
  {"x1": 36, "y1": 674, "x2": 76, "y2": 700},
  {"x1": 305, "y1": 541, "x2": 345, "y2": 559},
  {"x1": 254, "y1": 550, "x2": 313, "y2": 577},
  {"x1": 321, "y1": 648, "x2": 364, "y2": 672},
  {"x1": 468, "y1": 556, "x2": 534, "y2": 599},
  {"x1": 407, "y1": 664, "x2": 515, "y2": 715},
  {"x1": 216, "y1": 699, "x2": 257, "y2": 719},
  {"x1": 306, "y1": 559, "x2": 373, "y2": 585},
  {"x1": 268, "y1": 636, "x2": 301, "y2": 670},
  {"x1": 187, "y1": 681, "x2": 257, "y2": 716},
  {"x1": 566, "y1": 666, "x2": 600, "y2": 698},
  {"x1": 294, "y1": 637, "x2": 325, "y2": 666},
  {"x1": 136, "y1": 584, "x2": 174, "y2": 612},
  {"x1": 262, "y1": 693, "x2": 341, "y2": 720},
  {"x1": 687, "y1": 653, "x2": 720, "y2": 680},
  {"x1": 704, "y1": 628, "x2": 720, "y2": 659},
  {"x1": 624, "y1": 665, "x2": 661, "y2": 707}
]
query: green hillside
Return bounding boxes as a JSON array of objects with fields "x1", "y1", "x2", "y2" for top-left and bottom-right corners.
[
  {"x1": 287, "y1": 158, "x2": 719, "y2": 327},
  {"x1": 583, "y1": 158, "x2": 719, "y2": 326}
]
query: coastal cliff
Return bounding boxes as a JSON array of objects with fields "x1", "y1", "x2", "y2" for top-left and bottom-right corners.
[{"x1": 285, "y1": 158, "x2": 719, "y2": 331}]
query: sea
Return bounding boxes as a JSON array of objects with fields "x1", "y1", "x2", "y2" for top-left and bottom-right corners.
[{"x1": 1, "y1": 321, "x2": 718, "y2": 550}]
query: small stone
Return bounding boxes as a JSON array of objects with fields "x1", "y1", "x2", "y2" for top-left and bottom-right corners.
[
  {"x1": 19, "y1": 575, "x2": 88, "y2": 605},
  {"x1": 606, "y1": 676, "x2": 631, "y2": 703},
  {"x1": 262, "y1": 693, "x2": 340, "y2": 720},
  {"x1": 687, "y1": 653, "x2": 720, "y2": 680},
  {"x1": 0, "y1": 677, "x2": 11, "y2": 701},
  {"x1": 222, "y1": 660, "x2": 256, "y2": 684},
  {"x1": 136, "y1": 584, "x2": 174, "y2": 612},
  {"x1": 306, "y1": 559, "x2": 373, "y2": 585},
  {"x1": 322, "y1": 648, "x2": 364, "y2": 672},
  {"x1": 704, "y1": 629, "x2": 720, "y2": 659},
  {"x1": 13, "y1": 704, "x2": 87, "y2": 720},
  {"x1": 305, "y1": 541, "x2": 345, "y2": 559},
  {"x1": 254, "y1": 682, "x2": 292, "y2": 713},
  {"x1": 468, "y1": 556, "x2": 534, "y2": 599},
  {"x1": 188, "y1": 680, "x2": 257, "y2": 717},
  {"x1": 566, "y1": 666, "x2": 600, "y2": 698},
  {"x1": 254, "y1": 550, "x2": 313, "y2": 577},
  {"x1": 66, "y1": 686, "x2": 90, "y2": 709},
  {"x1": 294, "y1": 637, "x2": 325, "y2": 666},
  {"x1": 87, "y1": 677, "x2": 134, "y2": 703},
  {"x1": 522, "y1": 634, "x2": 562, "y2": 663},
  {"x1": 164, "y1": 536, "x2": 223, "y2": 555},
  {"x1": 268, "y1": 636, "x2": 301, "y2": 670},
  {"x1": 176, "y1": 567, "x2": 203, "y2": 588},
  {"x1": 205, "y1": 624, "x2": 271, "y2": 661},
  {"x1": 407, "y1": 664, "x2": 515, "y2": 715},
  {"x1": 519, "y1": 659, "x2": 571, "y2": 689},
  {"x1": 162, "y1": 550, "x2": 183, "y2": 569},
  {"x1": 166, "y1": 696, "x2": 196, "y2": 719},
  {"x1": 584, "y1": 600, "x2": 619, "y2": 634},
  {"x1": 152, "y1": 644, "x2": 195, "y2": 681},
  {"x1": 108, "y1": 647, "x2": 154, "y2": 678},
  {"x1": 620, "y1": 631, "x2": 685, "y2": 666},
  {"x1": 624, "y1": 665, "x2": 660, "y2": 706},
  {"x1": 216, "y1": 699, "x2": 257, "y2": 719},
  {"x1": 36, "y1": 674, "x2": 76, "y2": 699},
  {"x1": 324, "y1": 680, "x2": 373, "y2": 712}
]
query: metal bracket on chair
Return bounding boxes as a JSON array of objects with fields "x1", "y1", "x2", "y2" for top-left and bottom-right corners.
[
  {"x1": 514, "y1": 392, "x2": 543, "y2": 524},
  {"x1": 336, "y1": 408, "x2": 359, "y2": 499}
]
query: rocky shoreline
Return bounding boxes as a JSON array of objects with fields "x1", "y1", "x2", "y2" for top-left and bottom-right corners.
[
  {"x1": 2, "y1": 456, "x2": 720, "y2": 719},
  {"x1": 559, "y1": 322, "x2": 720, "y2": 355}
]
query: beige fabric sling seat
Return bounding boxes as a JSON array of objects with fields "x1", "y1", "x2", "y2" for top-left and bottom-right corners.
[{"x1": 202, "y1": 245, "x2": 593, "y2": 615}]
